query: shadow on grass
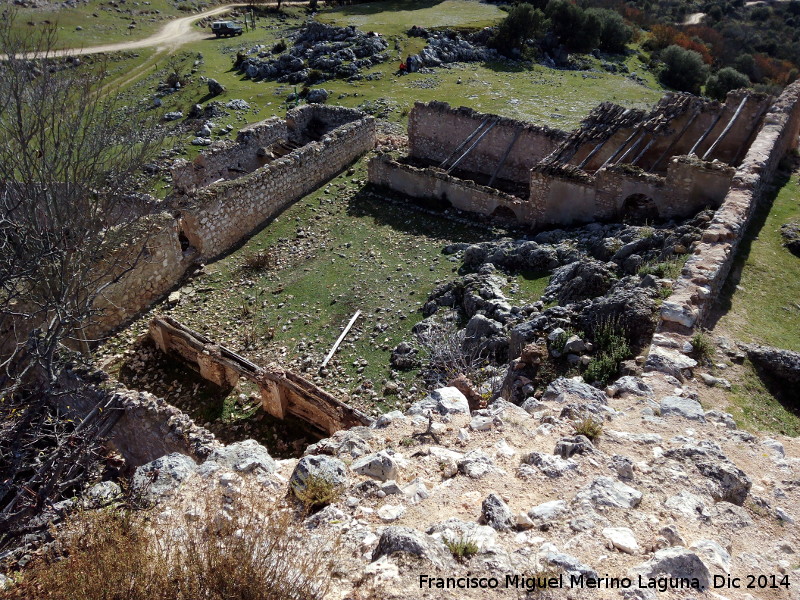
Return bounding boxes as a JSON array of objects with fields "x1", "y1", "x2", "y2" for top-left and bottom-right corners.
[
  {"x1": 707, "y1": 166, "x2": 794, "y2": 329},
  {"x1": 345, "y1": 184, "x2": 494, "y2": 244}
]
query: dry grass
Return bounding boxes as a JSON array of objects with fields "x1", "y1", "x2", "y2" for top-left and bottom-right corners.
[
  {"x1": 7, "y1": 489, "x2": 337, "y2": 600},
  {"x1": 293, "y1": 474, "x2": 345, "y2": 510},
  {"x1": 573, "y1": 416, "x2": 604, "y2": 441}
]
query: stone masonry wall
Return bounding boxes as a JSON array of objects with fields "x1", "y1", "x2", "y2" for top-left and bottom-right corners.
[
  {"x1": 368, "y1": 156, "x2": 538, "y2": 222},
  {"x1": 286, "y1": 104, "x2": 369, "y2": 141},
  {"x1": 88, "y1": 212, "x2": 189, "y2": 338},
  {"x1": 408, "y1": 101, "x2": 568, "y2": 184},
  {"x1": 647, "y1": 80, "x2": 800, "y2": 373},
  {"x1": 179, "y1": 114, "x2": 375, "y2": 260},
  {"x1": 171, "y1": 118, "x2": 288, "y2": 192}
]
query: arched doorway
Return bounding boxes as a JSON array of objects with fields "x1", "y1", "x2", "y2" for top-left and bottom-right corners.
[
  {"x1": 491, "y1": 205, "x2": 518, "y2": 222},
  {"x1": 621, "y1": 193, "x2": 658, "y2": 224}
]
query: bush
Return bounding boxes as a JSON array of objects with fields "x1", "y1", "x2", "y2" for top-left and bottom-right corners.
[
  {"x1": 583, "y1": 317, "x2": 630, "y2": 385},
  {"x1": 491, "y1": 3, "x2": 548, "y2": 56},
  {"x1": 690, "y1": 330, "x2": 715, "y2": 363},
  {"x1": 587, "y1": 8, "x2": 633, "y2": 53},
  {"x1": 659, "y1": 45, "x2": 709, "y2": 94},
  {"x1": 294, "y1": 474, "x2": 344, "y2": 510},
  {"x1": 242, "y1": 249, "x2": 274, "y2": 271},
  {"x1": 444, "y1": 536, "x2": 479, "y2": 561},
  {"x1": 306, "y1": 68, "x2": 324, "y2": 84},
  {"x1": 705, "y1": 67, "x2": 751, "y2": 100},
  {"x1": 547, "y1": 0, "x2": 601, "y2": 52},
  {"x1": 272, "y1": 39, "x2": 287, "y2": 54},
  {"x1": 7, "y1": 491, "x2": 337, "y2": 600},
  {"x1": 573, "y1": 416, "x2": 603, "y2": 441}
]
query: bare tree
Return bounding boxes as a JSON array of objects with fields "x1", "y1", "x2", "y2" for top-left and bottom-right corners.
[{"x1": 0, "y1": 13, "x2": 163, "y2": 556}]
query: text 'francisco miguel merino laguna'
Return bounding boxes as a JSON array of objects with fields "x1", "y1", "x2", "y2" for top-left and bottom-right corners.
[{"x1": 419, "y1": 573, "x2": 703, "y2": 592}]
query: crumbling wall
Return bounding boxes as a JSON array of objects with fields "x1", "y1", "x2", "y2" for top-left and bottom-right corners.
[
  {"x1": 408, "y1": 101, "x2": 568, "y2": 184},
  {"x1": 648, "y1": 80, "x2": 800, "y2": 362},
  {"x1": 149, "y1": 316, "x2": 373, "y2": 434},
  {"x1": 368, "y1": 156, "x2": 536, "y2": 222},
  {"x1": 286, "y1": 104, "x2": 369, "y2": 142},
  {"x1": 660, "y1": 156, "x2": 735, "y2": 217},
  {"x1": 171, "y1": 118, "x2": 288, "y2": 192},
  {"x1": 108, "y1": 389, "x2": 220, "y2": 466},
  {"x1": 88, "y1": 212, "x2": 189, "y2": 338},
  {"x1": 179, "y1": 112, "x2": 375, "y2": 260},
  {"x1": 58, "y1": 374, "x2": 218, "y2": 468}
]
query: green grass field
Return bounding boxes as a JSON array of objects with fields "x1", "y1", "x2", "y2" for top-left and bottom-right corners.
[
  {"x1": 9, "y1": 0, "x2": 194, "y2": 50},
  {"x1": 716, "y1": 171, "x2": 800, "y2": 351}
]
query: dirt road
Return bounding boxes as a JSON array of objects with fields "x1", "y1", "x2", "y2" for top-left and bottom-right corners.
[{"x1": 49, "y1": 4, "x2": 247, "y2": 57}]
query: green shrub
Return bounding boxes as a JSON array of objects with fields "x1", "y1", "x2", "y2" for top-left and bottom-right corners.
[
  {"x1": 584, "y1": 317, "x2": 630, "y2": 385},
  {"x1": 587, "y1": 8, "x2": 632, "y2": 53},
  {"x1": 306, "y1": 69, "x2": 324, "y2": 84},
  {"x1": 659, "y1": 45, "x2": 709, "y2": 94},
  {"x1": 491, "y1": 3, "x2": 548, "y2": 56},
  {"x1": 690, "y1": 330, "x2": 715, "y2": 362},
  {"x1": 706, "y1": 67, "x2": 751, "y2": 100},
  {"x1": 444, "y1": 536, "x2": 479, "y2": 561}
]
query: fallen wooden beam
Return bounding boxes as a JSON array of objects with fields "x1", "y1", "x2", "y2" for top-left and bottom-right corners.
[{"x1": 322, "y1": 310, "x2": 361, "y2": 368}]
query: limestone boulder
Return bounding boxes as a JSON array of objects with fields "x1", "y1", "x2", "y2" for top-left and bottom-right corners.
[{"x1": 290, "y1": 455, "x2": 348, "y2": 499}]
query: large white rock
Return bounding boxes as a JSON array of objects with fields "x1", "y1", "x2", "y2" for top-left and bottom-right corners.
[
  {"x1": 377, "y1": 504, "x2": 406, "y2": 522},
  {"x1": 352, "y1": 450, "x2": 400, "y2": 481},
  {"x1": 602, "y1": 527, "x2": 639, "y2": 554},
  {"x1": 407, "y1": 387, "x2": 470, "y2": 416},
  {"x1": 528, "y1": 499, "x2": 568, "y2": 521},
  {"x1": 661, "y1": 396, "x2": 705, "y2": 421},
  {"x1": 576, "y1": 476, "x2": 642, "y2": 509}
]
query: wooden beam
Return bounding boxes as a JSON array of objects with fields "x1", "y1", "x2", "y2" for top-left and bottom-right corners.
[
  {"x1": 488, "y1": 129, "x2": 522, "y2": 187},
  {"x1": 702, "y1": 96, "x2": 749, "y2": 161},
  {"x1": 322, "y1": 310, "x2": 361, "y2": 368}
]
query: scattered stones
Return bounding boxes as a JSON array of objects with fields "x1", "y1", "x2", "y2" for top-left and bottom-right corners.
[{"x1": 163, "y1": 111, "x2": 183, "y2": 121}]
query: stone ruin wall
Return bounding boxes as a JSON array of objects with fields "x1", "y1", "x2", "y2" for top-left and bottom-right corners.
[
  {"x1": 529, "y1": 158, "x2": 735, "y2": 226},
  {"x1": 86, "y1": 212, "x2": 189, "y2": 339},
  {"x1": 149, "y1": 316, "x2": 373, "y2": 435},
  {"x1": 368, "y1": 155, "x2": 538, "y2": 222},
  {"x1": 648, "y1": 80, "x2": 800, "y2": 368},
  {"x1": 408, "y1": 101, "x2": 568, "y2": 184},
  {"x1": 178, "y1": 112, "x2": 376, "y2": 260},
  {"x1": 58, "y1": 373, "x2": 219, "y2": 468},
  {"x1": 171, "y1": 118, "x2": 289, "y2": 192},
  {"x1": 84, "y1": 106, "x2": 374, "y2": 339},
  {"x1": 286, "y1": 104, "x2": 371, "y2": 142}
]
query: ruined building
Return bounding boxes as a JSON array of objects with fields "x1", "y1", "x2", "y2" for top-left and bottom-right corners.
[{"x1": 369, "y1": 90, "x2": 773, "y2": 226}]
